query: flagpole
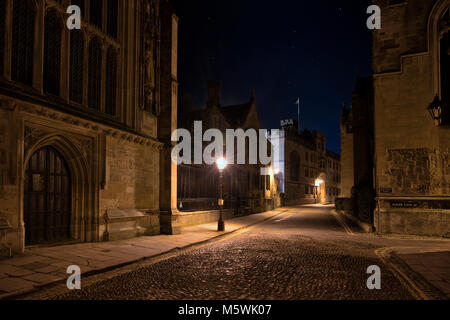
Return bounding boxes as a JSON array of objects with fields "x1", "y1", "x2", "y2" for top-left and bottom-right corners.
[{"x1": 297, "y1": 98, "x2": 300, "y2": 134}]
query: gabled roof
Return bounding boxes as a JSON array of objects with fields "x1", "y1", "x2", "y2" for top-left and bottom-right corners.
[
  {"x1": 219, "y1": 102, "x2": 253, "y2": 128},
  {"x1": 180, "y1": 96, "x2": 260, "y2": 130}
]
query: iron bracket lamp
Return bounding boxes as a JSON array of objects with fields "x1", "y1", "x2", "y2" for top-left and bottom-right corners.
[{"x1": 427, "y1": 95, "x2": 445, "y2": 127}]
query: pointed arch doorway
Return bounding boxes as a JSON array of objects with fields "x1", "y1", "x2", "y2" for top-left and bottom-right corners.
[{"x1": 24, "y1": 146, "x2": 72, "y2": 245}]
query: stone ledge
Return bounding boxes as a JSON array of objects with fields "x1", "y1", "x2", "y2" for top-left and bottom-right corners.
[
  {"x1": 375, "y1": 209, "x2": 450, "y2": 237},
  {"x1": 104, "y1": 209, "x2": 160, "y2": 241},
  {"x1": 336, "y1": 210, "x2": 375, "y2": 233}
]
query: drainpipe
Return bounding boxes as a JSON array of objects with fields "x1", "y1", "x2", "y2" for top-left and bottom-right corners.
[{"x1": 374, "y1": 152, "x2": 381, "y2": 236}]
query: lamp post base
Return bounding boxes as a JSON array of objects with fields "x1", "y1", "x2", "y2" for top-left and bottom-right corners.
[{"x1": 218, "y1": 219, "x2": 225, "y2": 232}]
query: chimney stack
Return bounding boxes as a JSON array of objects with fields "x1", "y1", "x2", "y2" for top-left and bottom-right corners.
[{"x1": 207, "y1": 80, "x2": 221, "y2": 108}]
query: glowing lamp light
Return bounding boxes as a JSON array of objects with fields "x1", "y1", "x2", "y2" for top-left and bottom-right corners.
[
  {"x1": 315, "y1": 179, "x2": 324, "y2": 187},
  {"x1": 216, "y1": 157, "x2": 228, "y2": 171},
  {"x1": 427, "y1": 95, "x2": 444, "y2": 127},
  {"x1": 274, "y1": 168, "x2": 280, "y2": 175}
]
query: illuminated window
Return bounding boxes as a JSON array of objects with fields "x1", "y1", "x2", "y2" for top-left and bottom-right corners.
[
  {"x1": 12, "y1": 0, "x2": 35, "y2": 86},
  {"x1": 44, "y1": 11, "x2": 63, "y2": 96},
  {"x1": 265, "y1": 175, "x2": 270, "y2": 191}
]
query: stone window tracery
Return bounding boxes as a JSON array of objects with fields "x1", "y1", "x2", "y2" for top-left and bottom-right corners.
[
  {"x1": 439, "y1": 9, "x2": 449, "y2": 113},
  {"x1": 70, "y1": 30, "x2": 85, "y2": 104},
  {"x1": 88, "y1": 38, "x2": 102, "y2": 110},
  {"x1": 12, "y1": 0, "x2": 36, "y2": 86},
  {"x1": 0, "y1": 0, "x2": 6, "y2": 75},
  {"x1": 105, "y1": 46, "x2": 118, "y2": 116},
  {"x1": 44, "y1": 10, "x2": 63, "y2": 96},
  {"x1": 290, "y1": 151, "x2": 300, "y2": 182}
]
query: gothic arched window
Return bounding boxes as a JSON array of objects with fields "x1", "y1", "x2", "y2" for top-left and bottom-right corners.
[
  {"x1": 290, "y1": 151, "x2": 300, "y2": 181},
  {"x1": 44, "y1": 11, "x2": 63, "y2": 96},
  {"x1": 12, "y1": 0, "x2": 36, "y2": 86},
  {"x1": 0, "y1": 0, "x2": 6, "y2": 75},
  {"x1": 71, "y1": 0, "x2": 84, "y2": 14},
  {"x1": 440, "y1": 10, "x2": 449, "y2": 109},
  {"x1": 105, "y1": 47, "x2": 117, "y2": 116},
  {"x1": 90, "y1": 0, "x2": 103, "y2": 29},
  {"x1": 70, "y1": 30, "x2": 85, "y2": 104},
  {"x1": 107, "y1": 0, "x2": 118, "y2": 38},
  {"x1": 88, "y1": 38, "x2": 102, "y2": 110}
]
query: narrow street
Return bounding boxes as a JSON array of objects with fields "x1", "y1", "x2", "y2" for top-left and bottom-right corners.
[{"x1": 20, "y1": 205, "x2": 448, "y2": 300}]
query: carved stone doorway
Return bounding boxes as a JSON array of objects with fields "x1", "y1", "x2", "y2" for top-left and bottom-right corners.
[{"x1": 24, "y1": 146, "x2": 72, "y2": 245}]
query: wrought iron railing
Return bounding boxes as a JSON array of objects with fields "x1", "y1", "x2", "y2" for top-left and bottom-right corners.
[{"x1": 177, "y1": 198, "x2": 251, "y2": 213}]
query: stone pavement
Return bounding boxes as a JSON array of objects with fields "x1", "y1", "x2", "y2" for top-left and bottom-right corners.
[
  {"x1": 394, "y1": 248, "x2": 450, "y2": 298},
  {"x1": 0, "y1": 209, "x2": 285, "y2": 299},
  {"x1": 336, "y1": 209, "x2": 450, "y2": 299}
]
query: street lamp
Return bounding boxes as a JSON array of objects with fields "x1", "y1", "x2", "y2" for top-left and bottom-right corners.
[
  {"x1": 315, "y1": 179, "x2": 324, "y2": 204},
  {"x1": 216, "y1": 157, "x2": 228, "y2": 231},
  {"x1": 427, "y1": 95, "x2": 444, "y2": 127}
]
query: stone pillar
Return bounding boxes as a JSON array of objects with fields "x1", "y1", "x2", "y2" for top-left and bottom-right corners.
[{"x1": 158, "y1": 2, "x2": 180, "y2": 235}]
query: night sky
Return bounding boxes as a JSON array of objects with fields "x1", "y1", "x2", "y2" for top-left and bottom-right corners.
[{"x1": 171, "y1": 0, "x2": 372, "y2": 154}]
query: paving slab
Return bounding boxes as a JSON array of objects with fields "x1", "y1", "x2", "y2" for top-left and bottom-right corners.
[
  {"x1": 0, "y1": 277, "x2": 36, "y2": 293},
  {"x1": 23, "y1": 273, "x2": 63, "y2": 284},
  {"x1": 0, "y1": 265, "x2": 35, "y2": 277},
  {"x1": 397, "y1": 250, "x2": 450, "y2": 299}
]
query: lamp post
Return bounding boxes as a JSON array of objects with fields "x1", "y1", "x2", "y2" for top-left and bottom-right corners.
[{"x1": 216, "y1": 157, "x2": 227, "y2": 231}]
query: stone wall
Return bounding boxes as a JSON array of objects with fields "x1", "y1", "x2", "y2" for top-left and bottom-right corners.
[
  {"x1": 373, "y1": 0, "x2": 450, "y2": 236},
  {"x1": 381, "y1": 148, "x2": 449, "y2": 195},
  {"x1": 372, "y1": 0, "x2": 436, "y2": 74},
  {"x1": 0, "y1": 100, "x2": 163, "y2": 257},
  {"x1": 98, "y1": 136, "x2": 161, "y2": 240},
  {"x1": 375, "y1": 205, "x2": 450, "y2": 237}
]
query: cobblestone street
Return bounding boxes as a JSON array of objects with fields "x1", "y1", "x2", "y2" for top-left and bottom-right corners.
[{"x1": 18, "y1": 206, "x2": 450, "y2": 300}]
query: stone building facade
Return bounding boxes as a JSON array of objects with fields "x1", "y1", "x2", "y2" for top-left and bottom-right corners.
[
  {"x1": 274, "y1": 120, "x2": 341, "y2": 206},
  {"x1": 338, "y1": 77, "x2": 375, "y2": 224},
  {"x1": 372, "y1": 0, "x2": 450, "y2": 236},
  {"x1": 175, "y1": 82, "x2": 278, "y2": 227},
  {"x1": 0, "y1": 0, "x2": 179, "y2": 256}
]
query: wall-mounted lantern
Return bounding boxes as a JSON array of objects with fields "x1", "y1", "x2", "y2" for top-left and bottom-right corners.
[{"x1": 427, "y1": 95, "x2": 444, "y2": 127}]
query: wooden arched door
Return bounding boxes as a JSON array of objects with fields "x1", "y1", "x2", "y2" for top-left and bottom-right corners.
[{"x1": 24, "y1": 146, "x2": 72, "y2": 245}]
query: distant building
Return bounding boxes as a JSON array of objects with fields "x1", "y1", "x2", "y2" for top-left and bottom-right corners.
[
  {"x1": 0, "y1": 0, "x2": 178, "y2": 256},
  {"x1": 273, "y1": 120, "x2": 341, "y2": 206},
  {"x1": 372, "y1": 0, "x2": 449, "y2": 236},
  {"x1": 176, "y1": 81, "x2": 278, "y2": 227}
]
